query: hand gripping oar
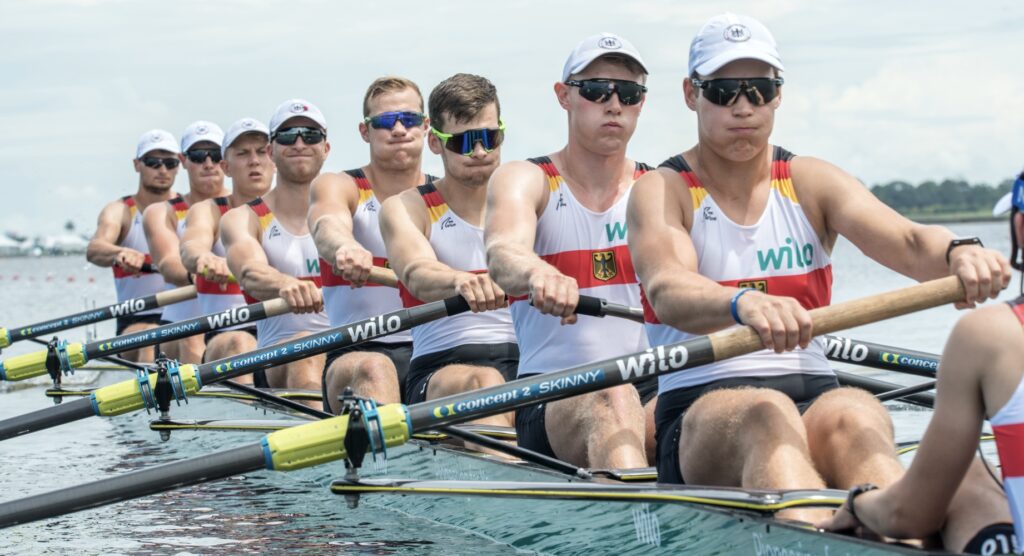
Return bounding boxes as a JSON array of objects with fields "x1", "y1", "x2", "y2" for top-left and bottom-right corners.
[
  {"x1": 0, "y1": 296, "x2": 473, "y2": 442},
  {"x1": 0, "y1": 285, "x2": 197, "y2": 350},
  {"x1": 372, "y1": 264, "x2": 643, "y2": 322},
  {"x1": 0, "y1": 276, "x2": 965, "y2": 527},
  {"x1": 822, "y1": 335, "x2": 939, "y2": 379},
  {"x1": 0, "y1": 298, "x2": 289, "y2": 383}
]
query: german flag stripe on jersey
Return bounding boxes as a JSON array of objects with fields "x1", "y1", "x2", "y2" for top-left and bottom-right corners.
[
  {"x1": 213, "y1": 196, "x2": 230, "y2": 215},
  {"x1": 247, "y1": 198, "x2": 274, "y2": 232},
  {"x1": 528, "y1": 156, "x2": 563, "y2": 193},
  {"x1": 113, "y1": 254, "x2": 155, "y2": 278},
  {"x1": 418, "y1": 183, "x2": 449, "y2": 223},
  {"x1": 121, "y1": 195, "x2": 138, "y2": 219},
  {"x1": 320, "y1": 256, "x2": 390, "y2": 287},
  {"x1": 663, "y1": 147, "x2": 798, "y2": 208},
  {"x1": 345, "y1": 168, "x2": 375, "y2": 204},
  {"x1": 770, "y1": 156, "x2": 798, "y2": 204},
  {"x1": 509, "y1": 244, "x2": 636, "y2": 305},
  {"x1": 169, "y1": 194, "x2": 189, "y2": 221}
]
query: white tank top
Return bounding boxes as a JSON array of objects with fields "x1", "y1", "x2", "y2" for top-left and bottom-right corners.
[
  {"x1": 990, "y1": 298, "x2": 1024, "y2": 544},
  {"x1": 644, "y1": 147, "x2": 835, "y2": 393},
  {"x1": 510, "y1": 157, "x2": 650, "y2": 377},
  {"x1": 195, "y1": 197, "x2": 249, "y2": 329},
  {"x1": 160, "y1": 194, "x2": 203, "y2": 323},
  {"x1": 245, "y1": 197, "x2": 330, "y2": 348},
  {"x1": 398, "y1": 182, "x2": 516, "y2": 359},
  {"x1": 320, "y1": 169, "x2": 417, "y2": 343},
  {"x1": 112, "y1": 195, "x2": 165, "y2": 315}
]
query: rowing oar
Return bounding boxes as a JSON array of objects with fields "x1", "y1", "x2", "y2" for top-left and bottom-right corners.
[
  {"x1": 0, "y1": 276, "x2": 965, "y2": 527},
  {"x1": 0, "y1": 297, "x2": 287, "y2": 383},
  {"x1": 0, "y1": 285, "x2": 197, "y2": 350},
  {"x1": 367, "y1": 265, "x2": 644, "y2": 323},
  {"x1": 0, "y1": 295, "x2": 474, "y2": 441},
  {"x1": 822, "y1": 335, "x2": 939, "y2": 379}
]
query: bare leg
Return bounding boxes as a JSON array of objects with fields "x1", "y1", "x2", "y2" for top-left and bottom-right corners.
[
  {"x1": 678, "y1": 387, "x2": 830, "y2": 522},
  {"x1": 941, "y1": 458, "x2": 1013, "y2": 553},
  {"x1": 203, "y1": 331, "x2": 258, "y2": 385},
  {"x1": 803, "y1": 387, "x2": 903, "y2": 488},
  {"x1": 263, "y1": 332, "x2": 326, "y2": 408},
  {"x1": 544, "y1": 384, "x2": 647, "y2": 469},
  {"x1": 162, "y1": 335, "x2": 205, "y2": 365},
  {"x1": 323, "y1": 352, "x2": 400, "y2": 413},
  {"x1": 644, "y1": 395, "x2": 658, "y2": 466},
  {"x1": 426, "y1": 364, "x2": 513, "y2": 428},
  {"x1": 119, "y1": 322, "x2": 158, "y2": 363}
]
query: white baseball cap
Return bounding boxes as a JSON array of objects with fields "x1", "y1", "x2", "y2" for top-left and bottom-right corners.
[
  {"x1": 561, "y1": 32, "x2": 648, "y2": 82},
  {"x1": 180, "y1": 120, "x2": 225, "y2": 153},
  {"x1": 135, "y1": 129, "x2": 179, "y2": 158},
  {"x1": 689, "y1": 13, "x2": 784, "y2": 77},
  {"x1": 269, "y1": 99, "x2": 327, "y2": 134},
  {"x1": 993, "y1": 177, "x2": 1024, "y2": 216},
  {"x1": 221, "y1": 117, "x2": 270, "y2": 157}
]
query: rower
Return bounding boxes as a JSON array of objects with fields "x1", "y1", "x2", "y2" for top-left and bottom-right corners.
[
  {"x1": 86, "y1": 129, "x2": 179, "y2": 362},
  {"x1": 627, "y1": 12, "x2": 1012, "y2": 526},
  {"x1": 142, "y1": 121, "x2": 228, "y2": 363},
  {"x1": 221, "y1": 100, "x2": 330, "y2": 391},
  {"x1": 380, "y1": 73, "x2": 516, "y2": 426},
  {"x1": 180, "y1": 118, "x2": 273, "y2": 373},
  {"x1": 820, "y1": 177, "x2": 1024, "y2": 553},
  {"x1": 485, "y1": 33, "x2": 658, "y2": 468},
  {"x1": 309, "y1": 77, "x2": 431, "y2": 413}
]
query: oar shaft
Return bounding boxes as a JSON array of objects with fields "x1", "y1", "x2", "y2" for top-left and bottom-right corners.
[
  {"x1": 0, "y1": 443, "x2": 265, "y2": 527},
  {"x1": 0, "y1": 398, "x2": 94, "y2": 441},
  {"x1": 408, "y1": 276, "x2": 963, "y2": 429},
  {"x1": 823, "y1": 335, "x2": 939, "y2": 379},
  {"x1": 0, "y1": 286, "x2": 197, "y2": 348}
]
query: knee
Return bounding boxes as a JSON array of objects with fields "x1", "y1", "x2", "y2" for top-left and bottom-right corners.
[
  {"x1": 355, "y1": 356, "x2": 397, "y2": 385},
  {"x1": 454, "y1": 366, "x2": 504, "y2": 391},
  {"x1": 588, "y1": 385, "x2": 642, "y2": 419},
  {"x1": 683, "y1": 388, "x2": 802, "y2": 444},
  {"x1": 806, "y1": 387, "x2": 893, "y2": 440},
  {"x1": 225, "y1": 333, "x2": 256, "y2": 354}
]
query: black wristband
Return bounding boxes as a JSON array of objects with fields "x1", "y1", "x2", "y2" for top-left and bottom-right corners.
[
  {"x1": 846, "y1": 483, "x2": 878, "y2": 523},
  {"x1": 945, "y1": 237, "x2": 984, "y2": 265}
]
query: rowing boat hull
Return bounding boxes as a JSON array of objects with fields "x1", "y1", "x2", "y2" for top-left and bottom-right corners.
[{"x1": 111, "y1": 388, "x2": 920, "y2": 555}]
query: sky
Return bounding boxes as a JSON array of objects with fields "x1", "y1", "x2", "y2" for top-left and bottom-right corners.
[{"x1": 2, "y1": 0, "x2": 1023, "y2": 234}]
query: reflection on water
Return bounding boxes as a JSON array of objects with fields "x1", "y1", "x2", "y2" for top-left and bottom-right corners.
[{"x1": 0, "y1": 221, "x2": 1016, "y2": 554}]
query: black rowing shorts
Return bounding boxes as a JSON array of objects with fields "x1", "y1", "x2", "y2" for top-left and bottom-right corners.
[
  {"x1": 655, "y1": 373, "x2": 839, "y2": 484},
  {"x1": 321, "y1": 341, "x2": 413, "y2": 411},
  {"x1": 404, "y1": 343, "x2": 519, "y2": 404}
]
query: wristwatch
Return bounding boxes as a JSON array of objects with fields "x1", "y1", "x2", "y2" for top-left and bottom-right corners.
[
  {"x1": 846, "y1": 483, "x2": 878, "y2": 523},
  {"x1": 945, "y1": 237, "x2": 984, "y2": 265}
]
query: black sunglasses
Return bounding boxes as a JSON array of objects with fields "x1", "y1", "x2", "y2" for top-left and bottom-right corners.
[
  {"x1": 431, "y1": 121, "x2": 506, "y2": 156},
  {"x1": 271, "y1": 126, "x2": 326, "y2": 146},
  {"x1": 185, "y1": 148, "x2": 222, "y2": 164},
  {"x1": 564, "y1": 79, "x2": 647, "y2": 106},
  {"x1": 141, "y1": 157, "x2": 180, "y2": 170},
  {"x1": 691, "y1": 77, "x2": 784, "y2": 106},
  {"x1": 365, "y1": 111, "x2": 426, "y2": 130}
]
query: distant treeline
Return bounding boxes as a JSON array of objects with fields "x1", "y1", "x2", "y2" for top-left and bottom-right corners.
[{"x1": 870, "y1": 178, "x2": 1015, "y2": 216}]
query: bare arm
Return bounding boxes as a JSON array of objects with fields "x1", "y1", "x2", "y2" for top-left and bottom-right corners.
[
  {"x1": 819, "y1": 306, "x2": 1009, "y2": 538},
  {"x1": 221, "y1": 206, "x2": 320, "y2": 312},
  {"x1": 180, "y1": 200, "x2": 232, "y2": 284},
  {"x1": 143, "y1": 203, "x2": 190, "y2": 287},
  {"x1": 796, "y1": 157, "x2": 1010, "y2": 307},
  {"x1": 485, "y1": 161, "x2": 577, "y2": 322},
  {"x1": 86, "y1": 200, "x2": 137, "y2": 269},
  {"x1": 629, "y1": 168, "x2": 812, "y2": 352},
  {"x1": 308, "y1": 172, "x2": 373, "y2": 286},
  {"x1": 381, "y1": 192, "x2": 504, "y2": 312}
]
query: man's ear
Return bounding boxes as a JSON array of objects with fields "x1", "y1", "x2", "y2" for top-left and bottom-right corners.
[{"x1": 358, "y1": 121, "x2": 370, "y2": 143}]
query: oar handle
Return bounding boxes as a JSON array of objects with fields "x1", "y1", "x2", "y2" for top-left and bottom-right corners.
[
  {"x1": 368, "y1": 266, "x2": 399, "y2": 288},
  {"x1": 154, "y1": 285, "x2": 198, "y2": 306},
  {"x1": 709, "y1": 276, "x2": 964, "y2": 361}
]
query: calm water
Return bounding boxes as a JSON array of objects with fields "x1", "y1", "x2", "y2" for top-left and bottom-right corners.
[{"x1": 0, "y1": 220, "x2": 1016, "y2": 555}]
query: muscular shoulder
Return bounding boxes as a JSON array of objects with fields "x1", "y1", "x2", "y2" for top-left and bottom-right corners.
[
  {"x1": 221, "y1": 203, "x2": 258, "y2": 240},
  {"x1": 382, "y1": 188, "x2": 429, "y2": 235},
  {"x1": 788, "y1": 156, "x2": 865, "y2": 199},
  {"x1": 488, "y1": 160, "x2": 548, "y2": 210},
  {"x1": 950, "y1": 303, "x2": 1020, "y2": 355},
  {"x1": 142, "y1": 201, "x2": 173, "y2": 228}
]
